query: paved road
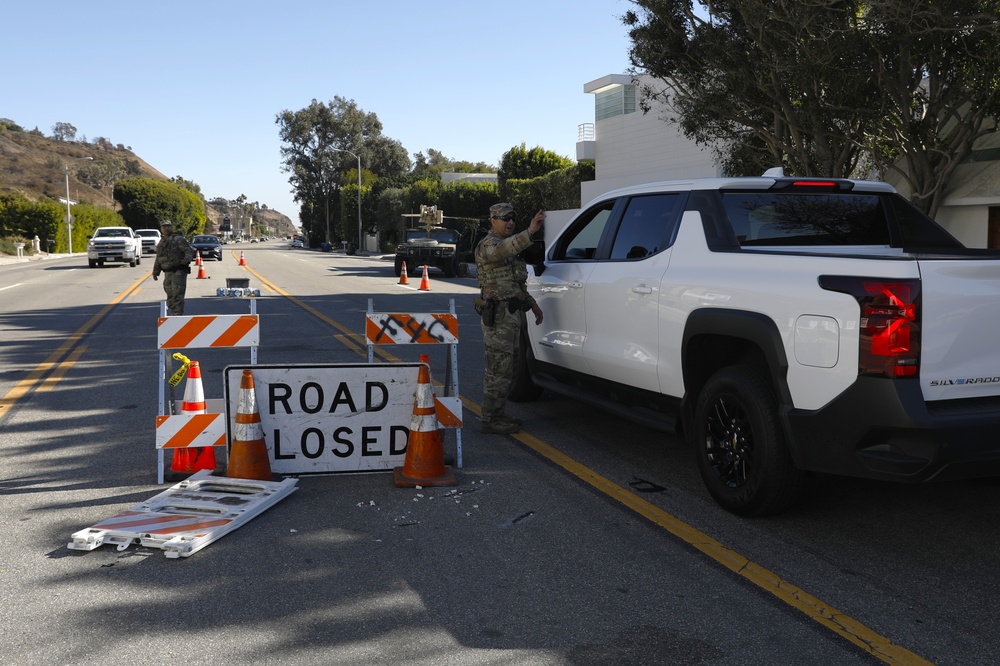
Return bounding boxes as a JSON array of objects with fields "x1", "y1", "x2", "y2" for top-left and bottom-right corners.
[{"x1": 1, "y1": 244, "x2": 996, "y2": 665}]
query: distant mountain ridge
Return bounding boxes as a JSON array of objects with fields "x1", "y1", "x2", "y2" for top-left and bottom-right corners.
[{"x1": 0, "y1": 129, "x2": 294, "y2": 236}]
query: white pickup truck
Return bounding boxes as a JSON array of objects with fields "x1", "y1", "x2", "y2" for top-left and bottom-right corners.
[
  {"x1": 87, "y1": 226, "x2": 142, "y2": 268},
  {"x1": 513, "y1": 170, "x2": 1000, "y2": 515}
]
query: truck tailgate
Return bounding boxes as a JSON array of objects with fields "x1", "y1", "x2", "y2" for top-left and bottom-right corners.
[{"x1": 919, "y1": 257, "x2": 1000, "y2": 401}]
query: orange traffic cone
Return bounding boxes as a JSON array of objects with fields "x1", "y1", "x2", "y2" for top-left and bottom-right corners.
[
  {"x1": 398, "y1": 261, "x2": 409, "y2": 285},
  {"x1": 418, "y1": 264, "x2": 431, "y2": 291},
  {"x1": 195, "y1": 250, "x2": 203, "y2": 267},
  {"x1": 196, "y1": 261, "x2": 208, "y2": 279},
  {"x1": 239, "y1": 251, "x2": 246, "y2": 266},
  {"x1": 393, "y1": 362, "x2": 457, "y2": 487},
  {"x1": 171, "y1": 361, "x2": 217, "y2": 474},
  {"x1": 227, "y1": 369, "x2": 272, "y2": 481}
]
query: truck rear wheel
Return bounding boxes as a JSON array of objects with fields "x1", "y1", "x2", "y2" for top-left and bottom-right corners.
[
  {"x1": 693, "y1": 365, "x2": 804, "y2": 516},
  {"x1": 394, "y1": 257, "x2": 403, "y2": 277}
]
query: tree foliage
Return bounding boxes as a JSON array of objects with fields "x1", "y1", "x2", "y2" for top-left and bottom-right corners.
[
  {"x1": 0, "y1": 193, "x2": 123, "y2": 253},
  {"x1": 624, "y1": 0, "x2": 1000, "y2": 216},
  {"x1": 498, "y1": 144, "x2": 574, "y2": 197},
  {"x1": 170, "y1": 175, "x2": 203, "y2": 198},
  {"x1": 411, "y1": 149, "x2": 496, "y2": 181},
  {"x1": 51, "y1": 122, "x2": 77, "y2": 142},
  {"x1": 114, "y1": 177, "x2": 206, "y2": 236},
  {"x1": 276, "y1": 97, "x2": 410, "y2": 244}
]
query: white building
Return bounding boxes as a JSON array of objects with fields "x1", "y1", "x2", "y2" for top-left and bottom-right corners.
[
  {"x1": 576, "y1": 73, "x2": 1000, "y2": 248},
  {"x1": 577, "y1": 74, "x2": 720, "y2": 206},
  {"x1": 441, "y1": 172, "x2": 497, "y2": 185}
]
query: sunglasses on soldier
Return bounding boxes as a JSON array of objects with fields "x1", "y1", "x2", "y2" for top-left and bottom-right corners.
[{"x1": 495, "y1": 213, "x2": 516, "y2": 222}]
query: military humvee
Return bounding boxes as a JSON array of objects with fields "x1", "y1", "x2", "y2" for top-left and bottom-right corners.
[{"x1": 394, "y1": 205, "x2": 461, "y2": 278}]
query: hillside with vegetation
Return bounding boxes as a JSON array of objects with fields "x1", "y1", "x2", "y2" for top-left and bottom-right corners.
[{"x1": 0, "y1": 120, "x2": 295, "y2": 256}]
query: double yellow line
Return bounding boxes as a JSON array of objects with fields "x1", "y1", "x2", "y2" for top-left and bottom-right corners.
[{"x1": 0, "y1": 273, "x2": 148, "y2": 419}]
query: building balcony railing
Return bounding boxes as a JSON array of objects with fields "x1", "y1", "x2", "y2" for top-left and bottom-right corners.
[{"x1": 577, "y1": 123, "x2": 596, "y2": 162}]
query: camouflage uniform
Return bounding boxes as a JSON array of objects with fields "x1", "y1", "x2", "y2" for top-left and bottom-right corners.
[
  {"x1": 475, "y1": 203, "x2": 539, "y2": 431},
  {"x1": 153, "y1": 223, "x2": 195, "y2": 316}
]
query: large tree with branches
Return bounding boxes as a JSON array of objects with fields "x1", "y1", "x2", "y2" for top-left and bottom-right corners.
[
  {"x1": 276, "y1": 97, "x2": 409, "y2": 244},
  {"x1": 624, "y1": 0, "x2": 1000, "y2": 216}
]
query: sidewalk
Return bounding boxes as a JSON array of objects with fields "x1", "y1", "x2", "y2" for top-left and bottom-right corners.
[{"x1": 0, "y1": 252, "x2": 71, "y2": 266}]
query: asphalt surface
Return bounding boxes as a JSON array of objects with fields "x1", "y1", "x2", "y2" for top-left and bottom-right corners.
[{"x1": 3, "y1": 245, "x2": 994, "y2": 665}]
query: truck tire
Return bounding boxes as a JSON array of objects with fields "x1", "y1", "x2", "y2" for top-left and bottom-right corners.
[
  {"x1": 444, "y1": 257, "x2": 458, "y2": 278},
  {"x1": 88, "y1": 260, "x2": 97, "y2": 268},
  {"x1": 129, "y1": 257, "x2": 137, "y2": 267},
  {"x1": 394, "y1": 256, "x2": 403, "y2": 277},
  {"x1": 693, "y1": 365, "x2": 804, "y2": 516},
  {"x1": 509, "y1": 314, "x2": 543, "y2": 402}
]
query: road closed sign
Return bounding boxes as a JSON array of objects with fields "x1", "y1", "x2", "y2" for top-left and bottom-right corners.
[{"x1": 223, "y1": 364, "x2": 424, "y2": 475}]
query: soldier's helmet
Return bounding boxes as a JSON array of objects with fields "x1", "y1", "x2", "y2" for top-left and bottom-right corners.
[
  {"x1": 159, "y1": 220, "x2": 173, "y2": 229},
  {"x1": 490, "y1": 203, "x2": 514, "y2": 218}
]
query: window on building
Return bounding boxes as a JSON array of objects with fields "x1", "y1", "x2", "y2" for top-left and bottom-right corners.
[{"x1": 595, "y1": 85, "x2": 636, "y2": 121}]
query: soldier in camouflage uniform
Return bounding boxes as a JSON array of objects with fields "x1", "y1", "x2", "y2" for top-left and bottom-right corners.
[
  {"x1": 152, "y1": 220, "x2": 196, "y2": 316},
  {"x1": 475, "y1": 203, "x2": 545, "y2": 434}
]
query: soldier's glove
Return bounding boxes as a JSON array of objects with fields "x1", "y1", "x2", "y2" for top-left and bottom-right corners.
[
  {"x1": 473, "y1": 297, "x2": 485, "y2": 315},
  {"x1": 153, "y1": 273, "x2": 159, "y2": 281}
]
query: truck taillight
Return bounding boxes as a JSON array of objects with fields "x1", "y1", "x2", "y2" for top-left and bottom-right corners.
[{"x1": 818, "y1": 276, "x2": 920, "y2": 378}]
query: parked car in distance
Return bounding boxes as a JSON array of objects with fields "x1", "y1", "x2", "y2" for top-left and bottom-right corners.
[
  {"x1": 135, "y1": 229, "x2": 161, "y2": 254},
  {"x1": 292, "y1": 237, "x2": 304, "y2": 248},
  {"x1": 190, "y1": 235, "x2": 223, "y2": 261}
]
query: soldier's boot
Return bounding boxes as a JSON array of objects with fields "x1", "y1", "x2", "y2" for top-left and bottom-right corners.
[
  {"x1": 480, "y1": 412, "x2": 521, "y2": 434},
  {"x1": 496, "y1": 413, "x2": 522, "y2": 427}
]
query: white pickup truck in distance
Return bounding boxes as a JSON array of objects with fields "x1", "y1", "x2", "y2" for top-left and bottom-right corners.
[
  {"x1": 512, "y1": 169, "x2": 1000, "y2": 516},
  {"x1": 87, "y1": 226, "x2": 142, "y2": 268}
]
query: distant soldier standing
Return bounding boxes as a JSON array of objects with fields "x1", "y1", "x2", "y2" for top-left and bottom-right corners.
[
  {"x1": 152, "y1": 220, "x2": 195, "y2": 316},
  {"x1": 475, "y1": 203, "x2": 545, "y2": 434}
]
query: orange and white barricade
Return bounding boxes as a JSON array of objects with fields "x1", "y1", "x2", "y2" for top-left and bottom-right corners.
[
  {"x1": 365, "y1": 298, "x2": 464, "y2": 467},
  {"x1": 68, "y1": 470, "x2": 297, "y2": 558},
  {"x1": 156, "y1": 300, "x2": 260, "y2": 483}
]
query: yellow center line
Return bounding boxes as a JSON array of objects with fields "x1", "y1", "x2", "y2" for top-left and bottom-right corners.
[
  {"x1": 0, "y1": 273, "x2": 147, "y2": 417},
  {"x1": 36, "y1": 345, "x2": 87, "y2": 392},
  {"x1": 246, "y1": 260, "x2": 932, "y2": 665}
]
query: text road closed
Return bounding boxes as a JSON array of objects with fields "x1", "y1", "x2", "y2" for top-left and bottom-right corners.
[{"x1": 224, "y1": 364, "x2": 423, "y2": 475}]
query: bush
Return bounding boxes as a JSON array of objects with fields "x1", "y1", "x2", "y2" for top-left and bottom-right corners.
[{"x1": 0, "y1": 236, "x2": 36, "y2": 257}]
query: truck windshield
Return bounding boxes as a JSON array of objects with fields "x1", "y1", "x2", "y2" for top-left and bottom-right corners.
[{"x1": 406, "y1": 230, "x2": 457, "y2": 243}]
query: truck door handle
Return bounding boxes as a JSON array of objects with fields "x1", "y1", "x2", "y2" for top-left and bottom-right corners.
[
  {"x1": 631, "y1": 284, "x2": 653, "y2": 295},
  {"x1": 569, "y1": 281, "x2": 583, "y2": 288}
]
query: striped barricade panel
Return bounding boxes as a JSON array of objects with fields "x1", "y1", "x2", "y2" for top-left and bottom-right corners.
[
  {"x1": 155, "y1": 413, "x2": 227, "y2": 449},
  {"x1": 158, "y1": 314, "x2": 260, "y2": 349},
  {"x1": 365, "y1": 313, "x2": 458, "y2": 346},
  {"x1": 68, "y1": 470, "x2": 298, "y2": 558},
  {"x1": 434, "y1": 396, "x2": 463, "y2": 428}
]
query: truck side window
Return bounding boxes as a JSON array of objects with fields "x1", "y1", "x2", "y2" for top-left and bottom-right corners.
[
  {"x1": 552, "y1": 200, "x2": 616, "y2": 261},
  {"x1": 609, "y1": 193, "x2": 683, "y2": 260}
]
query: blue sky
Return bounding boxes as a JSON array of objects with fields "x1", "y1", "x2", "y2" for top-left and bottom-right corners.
[{"x1": 5, "y1": 1, "x2": 634, "y2": 226}]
